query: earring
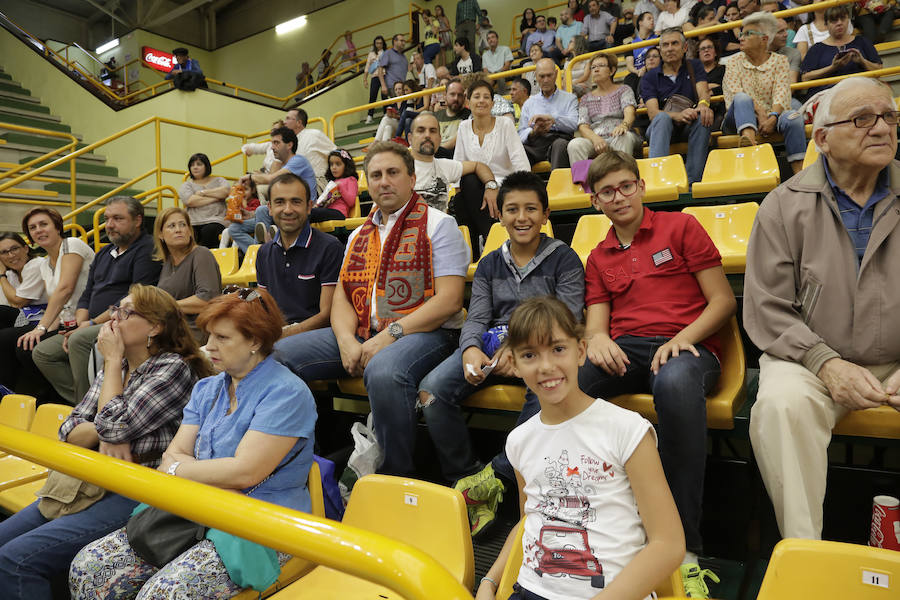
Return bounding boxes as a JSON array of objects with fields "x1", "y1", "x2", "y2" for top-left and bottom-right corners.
[
  {"x1": 147, "y1": 334, "x2": 153, "y2": 348},
  {"x1": 250, "y1": 349, "x2": 256, "y2": 355}
]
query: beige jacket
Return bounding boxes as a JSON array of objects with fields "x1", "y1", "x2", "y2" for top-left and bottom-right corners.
[{"x1": 743, "y1": 158, "x2": 900, "y2": 375}]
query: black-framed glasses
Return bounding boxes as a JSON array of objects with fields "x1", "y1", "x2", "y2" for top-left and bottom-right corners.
[
  {"x1": 223, "y1": 285, "x2": 269, "y2": 313},
  {"x1": 109, "y1": 305, "x2": 146, "y2": 321},
  {"x1": 0, "y1": 246, "x2": 25, "y2": 257},
  {"x1": 592, "y1": 179, "x2": 641, "y2": 203},
  {"x1": 825, "y1": 111, "x2": 900, "y2": 129}
]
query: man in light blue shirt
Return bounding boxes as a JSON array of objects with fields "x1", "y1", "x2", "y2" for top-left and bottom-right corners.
[
  {"x1": 524, "y1": 15, "x2": 562, "y2": 63},
  {"x1": 517, "y1": 58, "x2": 578, "y2": 170},
  {"x1": 555, "y1": 8, "x2": 583, "y2": 59}
]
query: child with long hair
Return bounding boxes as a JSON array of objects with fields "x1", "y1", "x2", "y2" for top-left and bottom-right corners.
[
  {"x1": 476, "y1": 296, "x2": 685, "y2": 600},
  {"x1": 310, "y1": 149, "x2": 359, "y2": 222}
]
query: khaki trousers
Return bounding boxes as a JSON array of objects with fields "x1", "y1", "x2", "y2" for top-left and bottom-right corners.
[{"x1": 750, "y1": 353, "x2": 898, "y2": 539}]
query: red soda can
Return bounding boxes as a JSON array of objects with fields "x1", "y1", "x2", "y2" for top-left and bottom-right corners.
[{"x1": 869, "y1": 495, "x2": 900, "y2": 551}]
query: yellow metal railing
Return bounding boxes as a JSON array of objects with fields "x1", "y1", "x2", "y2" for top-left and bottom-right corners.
[
  {"x1": 0, "y1": 122, "x2": 78, "y2": 209},
  {"x1": 0, "y1": 425, "x2": 471, "y2": 600},
  {"x1": 89, "y1": 185, "x2": 179, "y2": 245}
]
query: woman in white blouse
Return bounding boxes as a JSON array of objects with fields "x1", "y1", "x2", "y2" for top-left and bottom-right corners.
[
  {"x1": 0, "y1": 208, "x2": 94, "y2": 401},
  {"x1": 795, "y1": 0, "x2": 831, "y2": 59},
  {"x1": 655, "y1": 0, "x2": 697, "y2": 33},
  {"x1": 454, "y1": 79, "x2": 530, "y2": 251}
]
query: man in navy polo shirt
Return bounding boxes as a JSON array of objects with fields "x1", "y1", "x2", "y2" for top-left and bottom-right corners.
[
  {"x1": 256, "y1": 172, "x2": 343, "y2": 335},
  {"x1": 640, "y1": 27, "x2": 714, "y2": 184}
]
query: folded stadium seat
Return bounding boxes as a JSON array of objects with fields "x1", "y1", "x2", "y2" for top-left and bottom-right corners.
[
  {"x1": 641, "y1": 141, "x2": 689, "y2": 159},
  {"x1": 210, "y1": 247, "x2": 240, "y2": 278},
  {"x1": 497, "y1": 518, "x2": 685, "y2": 599},
  {"x1": 682, "y1": 203, "x2": 759, "y2": 275},
  {"x1": 0, "y1": 403, "x2": 72, "y2": 492},
  {"x1": 716, "y1": 124, "x2": 813, "y2": 150},
  {"x1": 267, "y1": 474, "x2": 473, "y2": 599},
  {"x1": 458, "y1": 224, "x2": 472, "y2": 262},
  {"x1": 757, "y1": 538, "x2": 900, "y2": 600},
  {"x1": 313, "y1": 196, "x2": 363, "y2": 234},
  {"x1": 532, "y1": 161, "x2": 552, "y2": 174},
  {"x1": 833, "y1": 405, "x2": 900, "y2": 439},
  {"x1": 232, "y1": 461, "x2": 326, "y2": 600},
  {"x1": 636, "y1": 155, "x2": 688, "y2": 204},
  {"x1": 802, "y1": 139, "x2": 819, "y2": 169},
  {"x1": 356, "y1": 171, "x2": 367, "y2": 195},
  {"x1": 467, "y1": 221, "x2": 554, "y2": 280},
  {"x1": 0, "y1": 394, "x2": 37, "y2": 459},
  {"x1": 221, "y1": 244, "x2": 260, "y2": 286},
  {"x1": 609, "y1": 317, "x2": 746, "y2": 430},
  {"x1": 570, "y1": 214, "x2": 613, "y2": 266},
  {"x1": 546, "y1": 168, "x2": 591, "y2": 212},
  {"x1": 691, "y1": 144, "x2": 780, "y2": 199},
  {"x1": 0, "y1": 479, "x2": 46, "y2": 513}
]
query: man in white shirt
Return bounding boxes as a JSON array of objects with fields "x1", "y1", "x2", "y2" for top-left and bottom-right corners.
[
  {"x1": 482, "y1": 31, "x2": 513, "y2": 83},
  {"x1": 284, "y1": 107, "x2": 336, "y2": 193},
  {"x1": 413, "y1": 51, "x2": 437, "y2": 89}
]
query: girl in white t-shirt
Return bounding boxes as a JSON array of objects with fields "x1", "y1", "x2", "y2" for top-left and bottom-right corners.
[{"x1": 477, "y1": 297, "x2": 684, "y2": 600}]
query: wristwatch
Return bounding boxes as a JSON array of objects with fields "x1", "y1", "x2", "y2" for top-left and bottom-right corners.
[
  {"x1": 388, "y1": 321, "x2": 404, "y2": 340},
  {"x1": 768, "y1": 111, "x2": 780, "y2": 119},
  {"x1": 35, "y1": 325, "x2": 47, "y2": 333},
  {"x1": 167, "y1": 461, "x2": 181, "y2": 476},
  {"x1": 484, "y1": 180, "x2": 498, "y2": 190}
]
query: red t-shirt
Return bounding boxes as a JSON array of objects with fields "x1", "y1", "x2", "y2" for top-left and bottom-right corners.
[{"x1": 585, "y1": 209, "x2": 723, "y2": 357}]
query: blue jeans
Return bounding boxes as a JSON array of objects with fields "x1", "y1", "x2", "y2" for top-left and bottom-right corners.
[
  {"x1": 228, "y1": 218, "x2": 257, "y2": 254},
  {"x1": 577, "y1": 335, "x2": 721, "y2": 554},
  {"x1": 646, "y1": 111, "x2": 711, "y2": 184},
  {"x1": 419, "y1": 348, "x2": 538, "y2": 482},
  {"x1": 423, "y1": 43, "x2": 441, "y2": 64},
  {"x1": 724, "y1": 92, "x2": 807, "y2": 163},
  {"x1": 395, "y1": 108, "x2": 420, "y2": 139},
  {"x1": 274, "y1": 326, "x2": 459, "y2": 476},
  {"x1": 0, "y1": 494, "x2": 138, "y2": 599},
  {"x1": 255, "y1": 204, "x2": 274, "y2": 229}
]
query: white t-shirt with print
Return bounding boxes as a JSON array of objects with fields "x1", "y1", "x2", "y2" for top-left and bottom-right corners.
[
  {"x1": 507, "y1": 399, "x2": 655, "y2": 600},
  {"x1": 413, "y1": 158, "x2": 463, "y2": 213},
  {"x1": 456, "y1": 57, "x2": 474, "y2": 74}
]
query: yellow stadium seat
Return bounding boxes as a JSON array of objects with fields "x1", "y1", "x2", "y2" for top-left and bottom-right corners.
[
  {"x1": 757, "y1": 538, "x2": 900, "y2": 599},
  {"x1": 609, "y1": 317, "x2": 746, "y2": 430},
  {"x1": 0, "y1": 394, "x2": 37, "y2": 459},
  {"x1": 532, "y1": 161, "x2": 552, "y2": 173},
  {"x1": 546, "y1": 168, "x2": 591, "y2": 212},
  {"x1": 467, "y1": 221, "x2": 554, "y2": 280},
  {"x1": 313, "y1": 194, "x2": 364, "y2": 234},
  {"x1": 466, "y1": 384, "x2": 528, "y2": 412},
  {"x1": 637, "y1": 155, "x2": 689, "y2": 203},
  {"x1": 458, "y1": 225, "x2": 473, "y2": 265},
  {"x1": 834, "y1": 405, "x2": 900, "y2": 439},
  {"x1": 691, "y1": 144, "x2": 780, "y2": 199},
  {"x1": 0, "y1": 478, "x2": 45, "y2": 513},
  {"x1": 357, "y1": 171, "x2": 367, "y2": 194},
  {"x1": 221, "y1": 244, "x2": 260, "y2": 286},
  {"x1": 682, "y1": 203, "x2": 759, "y2": 275},
  {"x1": 0, "y1": 404, "x2": 72, "y2": 492},
  {"x1": 269, "y1": 475, "x2": 473, "y2": 599},
  {"x1": 802, "y1": 139, "x2": 819, "y2": 169},
  {"x1": 570, "y1": 214, "x2": 613, "y2": 266},
  {"x1": 232, "y1": 461, "x2": 326, "y2": 600},
  {"x1": 210, "y1": 247, "x2": 240, "y2": 277},
  {"x1": 498, "y1": 518, "x2": 684, "y2": 599}
]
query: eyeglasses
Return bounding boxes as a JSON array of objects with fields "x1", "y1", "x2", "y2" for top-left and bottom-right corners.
[
  {"x1": 738, "y1": 30, "x2": 764, "y2": 39},
  {"x1": 223, "y1": 285, "x2": 270, "y2": 313},
  {"x1": 0, "y1": 246, "x2": 25, "y2": 257},
  {"x1": 825, "y1": 111, "x2": 900, "y2": 129},
  {"x1": 109, "y1": 305, "x2": 146, "y2": 321},
  {"x1": 592, "y1": 179, "x2": 641, "y2": 203}
]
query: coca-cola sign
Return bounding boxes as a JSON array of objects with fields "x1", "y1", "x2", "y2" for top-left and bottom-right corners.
[{"x1": 142, "y1": 46, "x2": 174, "y2": 73}]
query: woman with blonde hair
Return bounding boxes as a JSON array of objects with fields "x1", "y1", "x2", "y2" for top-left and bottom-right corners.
[
  {"x1": 153, "y1": 206, "x2": 221, "y2": 342},
  {"x1": 0, "y1": 284, "x2": 211, "y2": 600}
]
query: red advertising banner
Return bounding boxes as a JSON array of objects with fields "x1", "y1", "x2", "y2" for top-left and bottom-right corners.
[{"x1": 142, "y1": 46, "x2": 175, "y2": 73}]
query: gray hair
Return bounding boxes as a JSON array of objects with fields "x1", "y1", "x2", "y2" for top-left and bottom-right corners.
[
  {"x1": 812, "y1": 77, "x2": 893, "y2": 152},
  {"x1": 106, "y1": 195, "x2": 144, "y2": 218},
  {"x1": 659, "y1": 27, "x2": 686, "y2": 44},
  {"x1": 742, "y1": 11, "x2": 777, "y2": 40}
]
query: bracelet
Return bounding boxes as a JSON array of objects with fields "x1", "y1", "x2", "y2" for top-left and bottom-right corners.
[
  {"x1": 480, "y1": 576, "x2": 497, "y2": 589},
  {"x1": 697, "y1": 99, "x2": 710, "y2": 107},
  {"x1": 768, "y1": 111, "x2": 779, "y2": 119},
  {"x1": 88, "y1": 319, "x2": 95, "y2": 326}
]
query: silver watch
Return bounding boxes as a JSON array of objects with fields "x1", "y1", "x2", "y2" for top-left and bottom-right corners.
[
  {"x1": 484, "y1": 180, "x2": 499, "y2": 190},
  {"x1": 167, "y1": 461, "x2": 181, "y2": 476},
  {"x1": 388, "y1": 321, "x2": 404, "y2": 340}
]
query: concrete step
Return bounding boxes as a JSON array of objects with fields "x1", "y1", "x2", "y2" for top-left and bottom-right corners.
[
  {"x1": 0, "y1": 142, "x2": 107, "y2": 164},
  {"x1": 0, "y1": 105, "x2": 60, "y2": 122},
  {"x1": 0, "y1": 90, "x2": 42, "y2": 105},
  {"x1": 0, "y1": 132, "x2": 85, "y2": 149},
  {"x1": 0, "y1": 81, "x2": 30, "y2": 96},
  {"x1": 0, "y1": 162, "x2": 125, "y2": 186},
  {"x1": 0, "y1": 112, "x2": 70, "y2": 133},
  {"x1": 44, "y1": 181, "x2": 143, "y2": 198},
  {"x1": 0, "y1": 72, "x2": 12, "y2": 81},
  {"x1": 0, "y1": 97, "x2": 49, "y2": 114},
  {"x1": 18, "y1": 156, "x2": 116, "y2": 175}
]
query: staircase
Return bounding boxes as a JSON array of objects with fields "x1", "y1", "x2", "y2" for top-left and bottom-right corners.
[{"x1": 0, "y1": 67, "x2": 142, "y2": 232}]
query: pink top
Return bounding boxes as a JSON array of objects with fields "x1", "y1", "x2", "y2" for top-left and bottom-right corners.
[{"x1": 326, "y1": 176, "x2": 359, "y2": 217}]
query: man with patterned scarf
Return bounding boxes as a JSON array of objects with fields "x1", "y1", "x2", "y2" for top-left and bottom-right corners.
[{"x1": 274, "y1": 141, "x2": 471, "y2": 476}]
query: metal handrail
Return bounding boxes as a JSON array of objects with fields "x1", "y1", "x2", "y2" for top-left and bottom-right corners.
[
  {"x1": 88, "y1": 185, "x2": 178, "y2": 247},
  {"x1": 0, "y1": 426, "x2": 472, "y2": 600},
  {"x1": 0, "y1": 122, "x2": 79, "y2": 209}
]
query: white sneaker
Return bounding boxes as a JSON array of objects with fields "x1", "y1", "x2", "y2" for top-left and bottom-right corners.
[{"x1": 365, "y1": 115, "x2": 373, "y2": 124}]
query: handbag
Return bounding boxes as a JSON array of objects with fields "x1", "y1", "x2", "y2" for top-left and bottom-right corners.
[
  {"x1": 126, "y1": 503, "x2": 207, "y2": 568},
  {"x1": 36, "y1": 470, "x2": 106, "y2": 520},
  {"x1": 662, "y1": 59, "x2": 698, "y2": 113}
]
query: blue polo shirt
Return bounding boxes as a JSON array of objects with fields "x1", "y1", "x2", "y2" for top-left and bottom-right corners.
[
  {"x1": 823, "y1": 159, "x2": 891, "y2": 267},
  {"x1": 255, "y1": 222, "x2": 343, "y2": 324},
  {"x1": 640, "y1": 58, "x2": 707, "y2": 106},
  {"x1": 284, "y1": 154, "x2": 318, "y2": 198}
]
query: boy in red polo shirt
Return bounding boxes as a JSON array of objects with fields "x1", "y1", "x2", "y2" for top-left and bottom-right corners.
[{"x1": 578, "y1": 150, "x2": 736, "y2": 599}]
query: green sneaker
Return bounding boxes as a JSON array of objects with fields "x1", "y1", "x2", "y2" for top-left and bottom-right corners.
[
  {"x1": 680, "y1": 563, "x2": 720, "y2": 598},
  {"x1": 454, "y1": 464, "x2": 505, "y2": 538}
]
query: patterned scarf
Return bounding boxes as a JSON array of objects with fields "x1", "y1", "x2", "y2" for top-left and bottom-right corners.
[{"x1": 340, "y1": 193, "x2": 434, "y2": 339}]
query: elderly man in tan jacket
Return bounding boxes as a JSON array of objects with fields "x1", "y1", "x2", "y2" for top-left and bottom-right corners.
[{"x1": 744, "y1": 76, "x2": 900, "y2": 540}]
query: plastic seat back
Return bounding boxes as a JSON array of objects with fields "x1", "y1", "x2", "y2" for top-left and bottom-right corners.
[
  {"x1": 357, "y1": 171, "x2": 367, "y2": 194},
  {"x1": 570, "y1": 214, "x2": 612, "y2": 266},
  {"x1": 691, "y1": 144, "x2": 780, "y2": 199},
  {"x1": 344, "y1": 475, "x2": 474, "y2": 589},
  {"x1": 468, "y1": 221, "x2": 554, "y2": 279},
  {"x1": 308, "y1": 460, "x2": 325, "y2": 518},
  {"x1": 30, "y1": 403, "x2": 73, "y2": 438},
  {"x1": 682, "y1": 203, "x2": 759, "y2": 274},
  {"x1": 546, "y1": 168, "x2": 590, "y2": 212},
  {"x1": 211, "y1": 247, "x2": 240, "y2": 277},
  {"x1": 758, "y1": 538, "x2": 900, "y2": 599},
  {"x1": 802, "y1": 139, "x2": 819, "y2": 169},
  {"x1": 222, "y1": 244, "x2": 260, "y2": 286},
  {"x1": 0, "y1": 394, "x2": 36, "y2": 431},
  {"x1": 636, "y1": 154, "x2": 688, "y2": 203}
]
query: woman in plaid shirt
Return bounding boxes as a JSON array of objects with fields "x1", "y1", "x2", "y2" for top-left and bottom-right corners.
[{"x1": 0, "y1": 284, "x2": 212, "y2": 600}]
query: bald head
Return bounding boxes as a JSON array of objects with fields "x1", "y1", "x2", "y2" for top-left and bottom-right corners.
[
  {"x1": 409, "y1": 111, "x2": 441, "y2": 159},
  {"x1": 535, "y1": 58, "x2": 558, "y2": 96}
]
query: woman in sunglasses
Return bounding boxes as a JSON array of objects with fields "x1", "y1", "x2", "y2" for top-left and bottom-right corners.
[
  {"x1": 0, "y1": 284, "x2": 212, "y2": 600},
  {"x1": 70, "y1": 286, "x2": 316, "y2": 600}
]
